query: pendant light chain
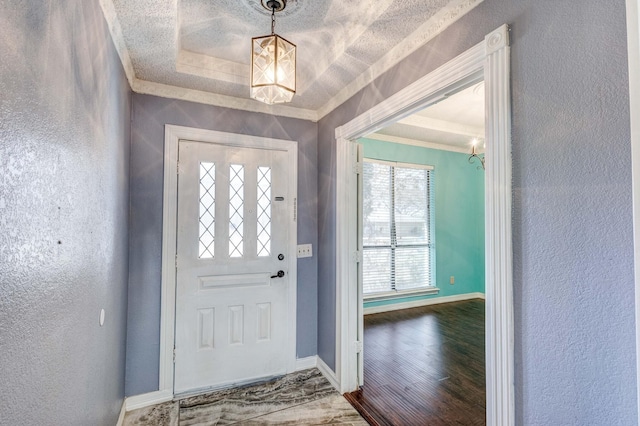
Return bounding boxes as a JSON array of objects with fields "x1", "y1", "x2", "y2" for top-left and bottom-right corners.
[{"x1": 271, "y1": 7, "x2": 276, "y2": 35}]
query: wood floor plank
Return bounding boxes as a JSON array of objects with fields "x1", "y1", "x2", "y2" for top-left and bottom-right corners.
[{"x1": 346, "y1": 299, "x2": 486, "y2": 425}]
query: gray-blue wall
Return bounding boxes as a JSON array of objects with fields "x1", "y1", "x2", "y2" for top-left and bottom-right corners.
[
  {"x1": 318, "y1": 0, "x2": 637, "y2": 424},
  {"x1": 125, "y1": 94, "x2": 318, "y2": 396},
  {"x1": 1, "y1": 0, "x2": 635, "y2": 423},
  {"x1": 0, "y1": 1, "x2": 131, "y2": 425}
]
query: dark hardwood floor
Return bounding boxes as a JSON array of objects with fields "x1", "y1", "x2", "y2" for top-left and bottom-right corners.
[{"x1": 345, "y1": 299, "x2": 485, "y2": 426}]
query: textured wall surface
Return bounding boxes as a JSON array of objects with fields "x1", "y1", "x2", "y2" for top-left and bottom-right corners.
[
  {"x1": 0, "y1": 2, "x2": 131, "y2": 425},
  {"x1": 317, "y1": 0, "x2": 637, "y2": 424},
  {"x1": 126, "y1": 94, "x2": 318, "y2": 396},
  {"x1": 359, "y1": 138, "x2": 485, "y2": 310}
]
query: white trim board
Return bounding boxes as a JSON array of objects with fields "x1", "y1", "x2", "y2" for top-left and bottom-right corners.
[
  {"x1": 159, "y1": 125, "x2": 298, "y2": 399},
  {"x1": 98, "y1": 0, "x2": 135, "y2": 88},
  {"x1": 116, "y1": 399, "x2": 127, "y2": 426},
  {"x1": 363, "y1": 292, "x2": 486, "y2": 315},
  {"x1": 363, "y1": 286, "x2": 439, "y2": 302},
  {"x1": 626, "y1": 0, "x2": 640, "y2": 420},
  {"x1": 133, "y1": 79, "x2": 318, "y2": 122},
  {"x1": 295, "y1": 356, "x2": 318, "y2": 371},
  {"x1": 124, "y1": 390, "x2": 173, "y2": 412},
  {"x1": 316, "y1": 356, "x2": 341, "y2": 393},
  {"x1": 334, "y1": 24, "x2": 513, "y2": 425},
  {"x1": 363, "y1": 132, "x2": 473, "y2": 154}
]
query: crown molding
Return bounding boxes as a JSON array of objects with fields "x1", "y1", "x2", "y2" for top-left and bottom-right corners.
[
  {"x1": 176, "y1": 50, "x2": 249, "y2": 85},
  {"x1": 316, "y1": 0, "x2": 484, "y2": 119},
  {"x1": 363, "y1": 133, "x2": 473, "y2": 154},
  {"x1": 132, "y1": 79, "x2": 318, "y2": 121},
  {"x1": 100, "y1": 0, "x2": 483, "y2": 123},
  {"x1": 98, "y1": 0, "x2": 135, "y2": 88},
  {"x1": 397, "y1": 114, "x2": 484, "y2": 139}
]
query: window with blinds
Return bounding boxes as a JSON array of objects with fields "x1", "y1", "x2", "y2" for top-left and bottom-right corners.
[{"x1": 362, "y1": 159, "x2": 435, "y2": 295}]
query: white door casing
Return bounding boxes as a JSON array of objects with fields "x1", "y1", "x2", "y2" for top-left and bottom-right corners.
[
  {"x1": 159, "y1": 126, "x2": 297, "y2": 398},
  {"x1": 174, "y1": 140, "x2": 292, "y2": 394},
  {"x1": 626, "y1": 0, "x2": 640, "y2": 420},
  {"x1": 334, "y1": 24, "x2": 513, "y2": 425}
]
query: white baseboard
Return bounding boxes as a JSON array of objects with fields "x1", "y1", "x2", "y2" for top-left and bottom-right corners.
[
  {"x1": 115, "y1": 399, "x2": 126, "y2": 426},
  {"x1": 295, "y1": 356, "x2": 318, "y2": 371},
  {"x1": 363, "y1": 292, "x2": 485, "y2": 315},
  {"x1": 125, "y1": 390, "x2": 173, "y2": 412},
  {"x1": 316, "y1": 356, "x2": 340, "y2": 392}
]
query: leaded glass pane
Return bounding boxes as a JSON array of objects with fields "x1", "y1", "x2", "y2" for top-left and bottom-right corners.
[
  {"x1": 199, "y1": 162, "x2": 215, "y2": 259},
  {"x1": 276, "y1": 36, "x2": 296, "y2": 90},
  {"x1": 257, "y1": 167, "x2": 271, "y2": 257},
  {"x1": 229, "y1": 164, "x2": 244, "y2": 258}
]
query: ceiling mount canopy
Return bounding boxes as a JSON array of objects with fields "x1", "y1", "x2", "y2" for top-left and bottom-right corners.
[
  {"x1": 261, "y1": 0, "x2": 287, "y2": 12},
  {"x1": 250, "y1": 0, "x2": 297, "y2": 105}
]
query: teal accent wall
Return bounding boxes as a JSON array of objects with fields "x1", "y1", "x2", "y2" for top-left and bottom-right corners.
[{"x1": 359, "y1": 138, "x2": 484, "y2": 309}]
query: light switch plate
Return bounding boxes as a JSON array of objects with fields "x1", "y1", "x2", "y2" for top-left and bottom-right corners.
[{"x1": 297, "y1": 244, "x2": 312, "y2": 258}]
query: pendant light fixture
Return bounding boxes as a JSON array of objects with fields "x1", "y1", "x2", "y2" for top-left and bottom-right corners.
[{"x1": 250, "y1": 0, "x2": 296, "y2": 104}]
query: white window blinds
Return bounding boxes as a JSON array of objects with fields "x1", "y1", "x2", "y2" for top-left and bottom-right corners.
[{"x1": 362, "y1": 160, "x2": 435, "y2": 295}]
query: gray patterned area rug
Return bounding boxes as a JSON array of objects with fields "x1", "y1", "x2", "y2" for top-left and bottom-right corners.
[{"x1": 123, "y1": 368, "x2": 367, "y2": 425}]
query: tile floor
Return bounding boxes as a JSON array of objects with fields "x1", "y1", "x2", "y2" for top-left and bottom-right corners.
[{"x1": 123, "y1": 368, "x2": 368, "y2": 425}]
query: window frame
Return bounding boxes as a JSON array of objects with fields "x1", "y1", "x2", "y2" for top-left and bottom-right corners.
[{"x1": 361, "y1": 158, "x2": 437, "y2": 300}]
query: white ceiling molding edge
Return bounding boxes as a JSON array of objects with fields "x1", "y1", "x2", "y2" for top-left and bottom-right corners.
[
  {"x1": 177, "y1": 50, "x2": 249, "y2": 85},
  {"x1": 364, "y1": 133, "x2": 472, "y2": 154},
  {"x1": 133, "y1": 80, "x2": 318, "y2": 121},
  {"x1": 98, "y1": 0, "x2": 135, "y2": 88},
  {"x1": 398, "y1": 115, "x2": 483, "y2": 138},
  {"x1": 315, "y1": 0, "x2": 484, "y2": 120},
  {"x1": 99, "y1": 0, "x2": 483, "y2": 123}
]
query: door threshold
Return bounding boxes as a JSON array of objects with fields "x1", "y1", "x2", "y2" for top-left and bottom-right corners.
[{"x1": 174, "y1": 373, "x2": 285, "y2": 400}]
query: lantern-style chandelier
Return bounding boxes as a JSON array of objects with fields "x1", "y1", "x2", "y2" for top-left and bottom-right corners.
[{"x1": 250, "y1": 0, "x2": 296, "y2": 104}]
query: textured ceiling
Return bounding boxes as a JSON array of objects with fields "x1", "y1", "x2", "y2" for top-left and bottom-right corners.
[
  {"x1": 103, "y1": 0, "x2": 483, "y2": 120},
  {"x1": 371, "y1": 81, "x2": 485, "y2": 151}
]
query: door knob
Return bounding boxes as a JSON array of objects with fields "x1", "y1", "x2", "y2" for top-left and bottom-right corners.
[
  {"x1": 271, "y1": 270, "x2": 285, "y2": 278},
  {"x1": 278, "y1": 254, "x2": 284, "y2": 260}
]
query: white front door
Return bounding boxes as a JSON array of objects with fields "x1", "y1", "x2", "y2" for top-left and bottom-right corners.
[{"x1": 174, "y1": 139, "x2": 294, "y2": 395}]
